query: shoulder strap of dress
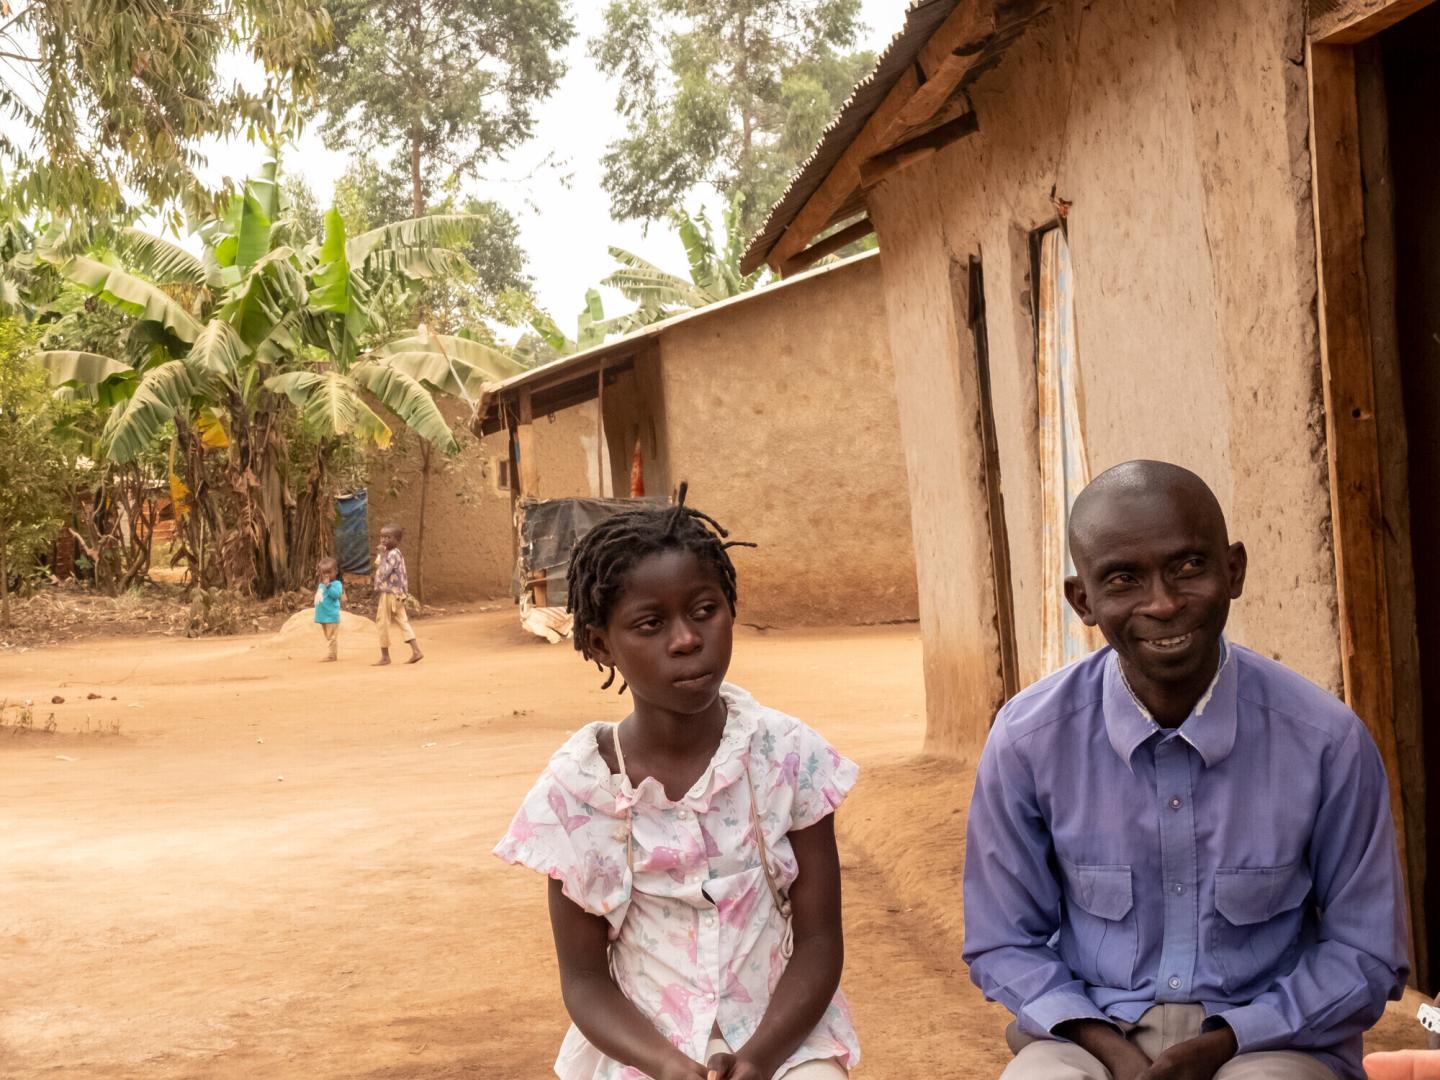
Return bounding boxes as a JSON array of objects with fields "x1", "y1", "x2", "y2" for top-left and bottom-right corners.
[
  {"x1": 744, "y1": 762, "x2": 792, "y2": 917},
  {"x1": 612, "y1": 722, "x2": 627, "y2": 775},
  {"x1": 613, "y1": 725, "x2": 633, "y2": 874}
]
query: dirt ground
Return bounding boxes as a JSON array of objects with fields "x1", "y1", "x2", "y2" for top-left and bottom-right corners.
[{"x1": 0, "y1": 610, "x2": 1427, "y2": 1078}]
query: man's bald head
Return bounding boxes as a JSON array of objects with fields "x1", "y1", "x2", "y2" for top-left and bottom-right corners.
[
  {"x1": 1068, "y1": 460, "x2": 1228, "y2": 575},
  {"x1": 1062, "y1": 459, "x2": 1246, "y2": 718}
]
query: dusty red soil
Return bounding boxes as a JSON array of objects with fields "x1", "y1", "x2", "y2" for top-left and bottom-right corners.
[{"x1": 0, "y1": 611, "x2": 1427, "y2": 1078}]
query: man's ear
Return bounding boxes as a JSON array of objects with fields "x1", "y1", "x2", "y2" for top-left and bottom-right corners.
[
  {"x1": 1064, "y1": 575, "x2": 1098, "y2": 626},
  {"x1": 587, "y1": 626, "x2": 615, "y2": 669},
  {"x1": 1227, "y1": 541, "x2": 1248, "y2": 599}
]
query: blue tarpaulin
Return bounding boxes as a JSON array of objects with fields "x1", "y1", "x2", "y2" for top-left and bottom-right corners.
[{"x1": 335, "y1": 491, "x2": 371, "y2": 575}]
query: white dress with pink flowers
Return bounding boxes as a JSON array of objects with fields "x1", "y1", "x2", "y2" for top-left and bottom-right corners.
[{"x1": 494, "y1": 683, "x2": 861, "y2": 1080}]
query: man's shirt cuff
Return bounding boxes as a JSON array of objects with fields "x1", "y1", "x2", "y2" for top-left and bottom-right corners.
[
  {"x1": 1019, "y1": 986, "x2": 1110, "y2": 1038},
  {"x1": 1205, "y1": 1001, "x2": 1289, "y2": 1052}
]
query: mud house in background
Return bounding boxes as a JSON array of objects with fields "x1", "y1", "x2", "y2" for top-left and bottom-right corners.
[
  {"x1": 740, "y1": 0, "x2": 1439, "y2": 989},
  {"x1": 372, "y1": 252, "x2": 920, "y2": 632}
]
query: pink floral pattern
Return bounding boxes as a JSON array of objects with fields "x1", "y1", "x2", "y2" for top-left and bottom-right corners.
[{"x1": 494, "y1": 684, "x2": 860, "y2": 1079}]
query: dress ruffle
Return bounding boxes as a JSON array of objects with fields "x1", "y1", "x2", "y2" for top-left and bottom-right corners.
[{"x1": 546, "y1": 684, "x2": 763, "y2": 816}]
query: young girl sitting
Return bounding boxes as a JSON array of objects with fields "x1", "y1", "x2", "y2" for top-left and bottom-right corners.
[{"x1": 495, "y1": 488, "x2": 859, "y2": 1080}]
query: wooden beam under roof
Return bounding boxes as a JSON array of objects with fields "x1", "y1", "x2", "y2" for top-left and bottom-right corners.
[
  {"x1": 765, "y1": 1, "x2": 997, "y2": 273},
  {"x1": 1309, "y1": 0, "x2": 1438, "y2": 41}
]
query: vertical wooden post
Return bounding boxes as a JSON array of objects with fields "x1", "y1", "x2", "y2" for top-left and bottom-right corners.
[
  {"x1": 506, "y1": 401, "x2": 520, "y2": 584},
  {"x1": 596, "y1": 361, "x2": 607, "y2": 498},
  {"x1": 516, "y1": 388, "x2": 547, "y2": 606},
  {"x1": 1307, "y1": 39, "x2": 1414, "y2": 967}
]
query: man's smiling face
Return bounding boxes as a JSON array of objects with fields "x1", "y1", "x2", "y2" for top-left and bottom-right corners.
[{"x1": 1064, "y1": 471, "x2": 1247, "y2": 699}]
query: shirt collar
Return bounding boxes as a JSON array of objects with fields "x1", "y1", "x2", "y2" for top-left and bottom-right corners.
[{"x1": 1102, "y1": 638, "x2": 1238, "y2": 770}]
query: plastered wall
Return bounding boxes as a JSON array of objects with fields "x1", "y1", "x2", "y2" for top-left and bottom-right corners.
[
  {"x1": 657, "y1": 254, "x2": 920, "y2": 628},
  {"x1": 367, "y1": 401, "x2": 604, "y2": 602},
  {"x1": 869, "y1": 0, "x2": 1340, "y2": 753}
]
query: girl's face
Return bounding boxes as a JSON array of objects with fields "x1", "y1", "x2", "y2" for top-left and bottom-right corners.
[
  {"x1": 588, "y1": 548, "x2": 734, "y2": 717},
  {"x1": 319, "y1": 564, "x2": 335, "y2": 582}
]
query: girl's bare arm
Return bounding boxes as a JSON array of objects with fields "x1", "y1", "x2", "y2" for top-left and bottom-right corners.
[
  {"x1": 548, "y1": 878, "x2": 706, "y2": 1080},
  {"x1": 715, "y1": 814, "x2": 845, "y2": 1080}
]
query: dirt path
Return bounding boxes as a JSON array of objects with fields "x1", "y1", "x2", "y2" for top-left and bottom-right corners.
[
  {"x1": 1, "y1": 611, "x2": 988, "y2": 1078},
  {"x1": 1, "y1": 611, "x2": 1425, "y2": 1078}
]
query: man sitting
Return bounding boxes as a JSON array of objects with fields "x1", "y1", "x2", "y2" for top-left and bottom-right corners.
[{"x1": 963, "y1": 460, "x2": 1408, "y2": 1079}]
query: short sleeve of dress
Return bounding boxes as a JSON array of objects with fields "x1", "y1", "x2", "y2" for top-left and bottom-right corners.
[
  {"x1": 493, "y1": 767, "x2": 630, "y2": 921},
  {"x1": 785, "y1": 720, "x2": 860, "y2": 831}
]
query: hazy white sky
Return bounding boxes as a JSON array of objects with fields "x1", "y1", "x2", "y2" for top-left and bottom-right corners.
[{"x1": 190, "y1": 0, "x2": 912, "y2": 336}]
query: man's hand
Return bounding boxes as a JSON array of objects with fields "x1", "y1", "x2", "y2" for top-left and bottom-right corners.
[
  {"x1": 704, "y1": 1051, "x2": 769, "y2": 1080},
  {"x1": 1365, "y1": 1050, "x2": 1440, "y2": 1080},
  {"x1": 1056, "y1": 1019, "x2": 1152, "y2": 1080},
  {"x1": 1138, "y1": 1027, "x2": 1238, "y2": 1080}
]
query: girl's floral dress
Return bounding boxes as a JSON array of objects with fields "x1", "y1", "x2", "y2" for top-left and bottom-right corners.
[{"x1": 494, "y1": 684, "x2": 861, "y2": 1079}]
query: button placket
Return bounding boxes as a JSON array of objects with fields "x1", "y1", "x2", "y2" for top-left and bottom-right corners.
[{"x1": 1154, "y1": 737, "x2": 1199, "y2": 1002}]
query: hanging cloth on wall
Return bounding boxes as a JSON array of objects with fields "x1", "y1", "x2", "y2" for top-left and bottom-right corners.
[
  {"x1": 1036, "y1": 228, "x2": 1099, "y2": 671},
  {"x1": 334, "y1": 491, "x2": 372, "y2": 575}
]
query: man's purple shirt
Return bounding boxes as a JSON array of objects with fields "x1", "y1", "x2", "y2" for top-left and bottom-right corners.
[{"x1": 962, "y1": 641, "x2": 1408, "y2": 1079}]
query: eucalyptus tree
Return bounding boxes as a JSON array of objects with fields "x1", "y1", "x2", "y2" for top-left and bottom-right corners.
[
  {"x1": 593, "y1": 0, "x2": 873, "y2": 235},
  {"x1": 37, "y1": 162, "x2": 524, "y2": 596},
  {"x1": 315, "y1": 0, "x2": 573, "y2": 219},
  {"x1": 0, "y1": 0, "x2": 330, "y2": 222}
]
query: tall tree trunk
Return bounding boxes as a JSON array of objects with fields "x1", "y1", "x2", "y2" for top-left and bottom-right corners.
[
  {"x1": 0, "y1": 530, "x2": 10, "y2": 630},
  {"x1": 415, "y1": 439, "x2": 432, "y2": 605},
  {"x1": 737, "y1": 13, "x2": 752, "y2": 167},
  {"x1": 410, "y1": 128, "x2": 425, "y2": 219}
]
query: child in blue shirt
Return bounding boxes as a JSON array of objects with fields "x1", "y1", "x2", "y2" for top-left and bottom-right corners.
[{"x1": 314, "y1": 557, "x2": 343, "y2": 661}]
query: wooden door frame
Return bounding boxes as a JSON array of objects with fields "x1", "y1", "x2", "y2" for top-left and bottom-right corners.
[{"x1": 1306, "y1": 0, "x2": 1436, "y2": 988}]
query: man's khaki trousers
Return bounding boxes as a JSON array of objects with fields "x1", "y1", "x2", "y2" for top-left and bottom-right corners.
[{"x1": 1001, "y1": 1004, "x2": 1336, "y2": 1079}]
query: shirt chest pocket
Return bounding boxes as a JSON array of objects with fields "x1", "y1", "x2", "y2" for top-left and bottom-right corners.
[
  {"x1": 1057, "y1": 860, "x2": 1139, "y2": 991},
  {"x1": 1209, "y1": 862, "x2": 1313, "y2": 994}
]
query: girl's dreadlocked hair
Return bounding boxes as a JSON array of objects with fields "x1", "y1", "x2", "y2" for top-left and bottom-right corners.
[{"x1": 567, "y1": 482, "x2": 755, "y2": 690}]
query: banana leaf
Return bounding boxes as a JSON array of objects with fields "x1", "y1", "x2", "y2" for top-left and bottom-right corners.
[
  {"x1": 50, "y1": 254, "x2": 202, "y2": 343},
  {"x1": 266, "y1": 369, "x2": 395, "y2": 448},
  {"x1": 37, "y1": 350, "x2": 138, "y2": 408},
  {"x1": 101, "y1": 360, "x2": 199, "y2": 462},
  {"x1": 352, "y1": 360, "x2": 458, "y2": 453},
  {"x1": 115, "y1": 228, "x2": 210, "y2": 287},
  {"x1": 345, "y1": 214, "x2": 485, "y2": 266}
]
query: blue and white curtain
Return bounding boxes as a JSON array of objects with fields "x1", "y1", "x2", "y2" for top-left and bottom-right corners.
[{"x1": 1037, "y1": 227, "x2": 1098, "y2": 670}]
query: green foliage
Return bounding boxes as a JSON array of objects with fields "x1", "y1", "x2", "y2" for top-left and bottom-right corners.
[
  {"x1": 315, "y1": 0, "x2": 574, "y2": 215},
  {"x1": 601, "y1": 193, "x2": 771, "y2": 330},
  {"x1": 593, "y1": 0, "x2": 873, "y2": 235},
  {"x1": 330, "y1": 158, "x2": 534, "y2": 335},
  {"x1": 30, "y1": 160, "x2": 503, "y2": 595},
  {"x1": 1, "y1": 0, "x2": 331, "y2": 221},
  {"x1": 0, "y1": 318, "x2": 68, "y2": 623}
]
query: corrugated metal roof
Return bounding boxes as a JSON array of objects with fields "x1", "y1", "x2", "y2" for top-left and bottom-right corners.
[
  {"x1": 472, "y1": 250, "x2": 882, "y2": 435},
  {"x1": 740, "y1": 0, "x2": 961, "y2": 273},
  {"x1": 741, "y1": 0, "x2": 1047, "y2": 273}
]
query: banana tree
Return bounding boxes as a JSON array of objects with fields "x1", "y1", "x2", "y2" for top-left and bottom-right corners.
[
  {"x1": 601, "y1": 193, "x2": 770, "y2": 327},
  {"x1": 36, "y1": 161, "x2": 512, "y2": 596}
]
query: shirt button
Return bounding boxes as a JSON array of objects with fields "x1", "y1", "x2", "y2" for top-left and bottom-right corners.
[
  {"x1": 677, "y1": 809, "x2": 689, "y2": 820},
  {"x1": 1173, "y1": 884, "x2": 1185, "y2": 895},
  {"x1": 1169, "y1": 797, "x2": 1183, "y2": 810},
  {"x1": 706, "y1": 992, "x2": 716, "y2": 1002},
  {"x1": 1169, "y1": 976, "x2": 1182, "y2": 989}
]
